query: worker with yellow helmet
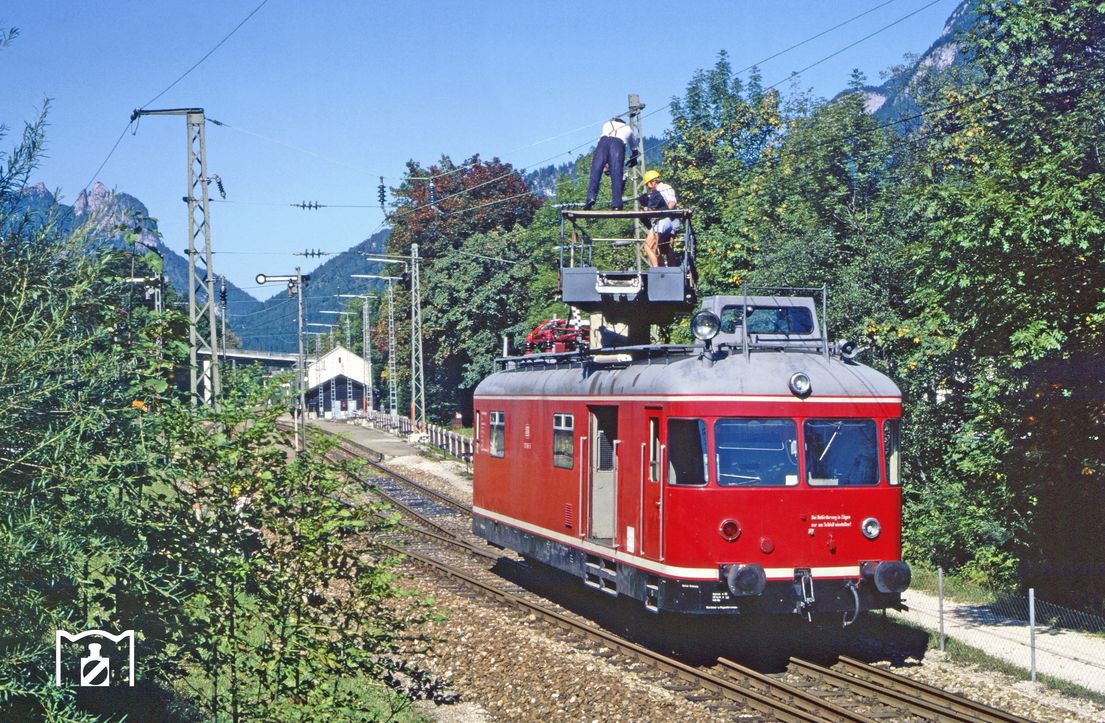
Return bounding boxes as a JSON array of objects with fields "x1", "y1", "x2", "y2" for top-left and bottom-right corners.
[{"x1": 637, "y1": 169, "x2": 680, "y2": 267}]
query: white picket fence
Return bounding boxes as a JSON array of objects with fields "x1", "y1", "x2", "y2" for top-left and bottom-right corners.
[{"x1": 370, "y1": 412, "x2": 473, "y2": 466}]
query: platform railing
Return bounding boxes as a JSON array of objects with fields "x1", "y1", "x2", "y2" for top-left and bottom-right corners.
[{"x1": 367, "y1": 411, "x2": 473, "y2": 468}]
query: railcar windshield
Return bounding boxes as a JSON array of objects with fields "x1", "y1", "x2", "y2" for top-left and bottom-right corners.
[
  {"x1": 720, "y1": 305, "x2": 815, "y2": 335},
  {"x1": 715, "y1": 419, "x2": 798, "y2": 487},
  {"x1": 804, "y1": 419, "x2": 879, "y2": 486}
]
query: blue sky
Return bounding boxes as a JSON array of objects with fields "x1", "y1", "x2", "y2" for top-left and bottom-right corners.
[{"x1": 3, "y1": 0, "x2": 960, "y2": 298}]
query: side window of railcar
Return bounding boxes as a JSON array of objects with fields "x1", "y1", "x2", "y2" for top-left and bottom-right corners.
[
  {"x1": 489, "y1": 411, "x2": 505, "y2": 458},
  {"x1": 883, "y1": 419, "x2": 901, "y2": 486},
  {"x1": 648, "y1": 417, "x2": 661, "y2": 482},
  {"x1": 552, "y1": 413, "x2": 573, "y2": 469},
  {"x1": 715, "y1": 418, "x2": 798, "y2": 487},
  {"x1": 667, "y1": 419, "x2": 708, "y2": 486},
  {"x1": 804, "y1": 419, "x2": 878, "y2": 486}
]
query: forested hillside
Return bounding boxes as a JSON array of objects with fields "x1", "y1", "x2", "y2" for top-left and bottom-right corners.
[
  {"x1": 17, "y1": 180, "x2": 262, "y2": 330},
  {"x1": 232, "y1": 228, "x2": 391, "y2": 351}
]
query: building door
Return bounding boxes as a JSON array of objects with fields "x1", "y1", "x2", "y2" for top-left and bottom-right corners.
[{"x1": 588, "y1": 406, "x2": 618, "y2": 544}]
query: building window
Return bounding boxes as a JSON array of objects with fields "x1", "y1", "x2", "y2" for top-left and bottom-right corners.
[
  {"x1": 489, "y1": 411, "x2": 505, "y2": 458},
  {"x1": 667, "y1": 418, "x2": 708, "y2": 486},
  {"x1": 552, "y1": 413, "x2": 573, "y2": 469},
  {"x1": 804, "y1": 419, "x2": 878, "y2": 486},
  {"x1": 715, "y1": 418, "x2": 799, "y2": 487},
  {"x1": 884, "y1": 419, "x2": 901, "y2": 486}
]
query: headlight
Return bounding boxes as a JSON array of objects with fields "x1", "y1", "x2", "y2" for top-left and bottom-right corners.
[
  {"x1": 691, "y1": 310, "x2": 721, "y2": 341},
  {"x1": 788, "y1": 371, "x2": 812, "y2": 397},
  {"x1": 861, "y1": 517, "x2": 881, "y2": 540}
]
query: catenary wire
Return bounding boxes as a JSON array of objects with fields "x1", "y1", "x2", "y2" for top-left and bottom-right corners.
[
  {"x1": 204, "y1": 0, "x2": 922, "y2": 207},
  {"x1": 70, "y1": 0, "x2": 270, "y2": 207},
  {"x1": 763, "y1": 0, "x2": 947, "y2": 93},
  {"x1": 139, "y1": 0, "x2": 272, "y2": 110}
]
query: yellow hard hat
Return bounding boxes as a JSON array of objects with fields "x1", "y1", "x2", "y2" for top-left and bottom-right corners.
[{"x1": 643, "y1": 169, "x2": 660, "y2": 184}]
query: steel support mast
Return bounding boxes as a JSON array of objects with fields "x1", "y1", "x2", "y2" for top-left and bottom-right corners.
[
  {"x1": 386, "y1": 281, "x2": 398, "y2": 416},
  {"x1": 627, "y1": 94, "x2": 647, "y2": 241},
  {"x1": 132, "y1": 107, "x2": 221, "y2": 405},
  {"x1": 256, "y1": 271, "x2": 309, "y2": 451},
  {"x1": 410, "y1": 243, "x2": 425, "y2": 430}
]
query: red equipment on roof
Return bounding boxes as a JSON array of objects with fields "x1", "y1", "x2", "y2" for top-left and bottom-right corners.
[{"x1": 524, "y1": 319, "x2": 589, "y2": 355}]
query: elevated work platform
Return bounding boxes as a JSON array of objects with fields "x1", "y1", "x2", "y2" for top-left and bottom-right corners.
[{"x1": 558, "y1": 208, "x2": 697, "y2": 325}]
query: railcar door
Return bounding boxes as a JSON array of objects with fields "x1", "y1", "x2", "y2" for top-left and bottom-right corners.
[
  {"x1": 588, "y1": 406, "x2": 618, "y2": 545},
  {"x1": 640, "y1": 409, "x2": 663, "y2": 558}
]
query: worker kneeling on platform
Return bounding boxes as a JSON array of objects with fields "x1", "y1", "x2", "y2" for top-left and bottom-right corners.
[{"x1": 638, "y1": 169, "x2": 679, "y2": 267}]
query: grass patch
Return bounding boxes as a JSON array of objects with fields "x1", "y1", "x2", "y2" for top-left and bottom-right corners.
[{"x1": 907, "y1": 564, "x2": 1002, "y2": 606}]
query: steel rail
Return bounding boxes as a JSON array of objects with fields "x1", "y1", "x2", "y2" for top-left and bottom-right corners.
[
  {"x1": 716, "y1": 657, "x2": 874, "y2": 723},
  {"x1": 788, "y1": 656, "x2": 1011, "y2": 722},
  {"x1": 330, "y1": 435, "x2": 473, "y2": 515},
  {"x1": 835, "y1": 656, "x2": 1035, "y2": 723},
  {"x1": 326, "y1": 453, "x2": 467, "y2": 540},
  {"x1": 279, "y1": 421, "x2": 472, "y2": 512}
]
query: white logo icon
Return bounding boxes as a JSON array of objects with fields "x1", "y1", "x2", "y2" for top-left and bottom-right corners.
[{"x1": 54, "y1": 630, "x2": 135, "y2": 687}]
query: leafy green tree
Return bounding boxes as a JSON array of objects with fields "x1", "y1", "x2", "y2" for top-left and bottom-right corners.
[
  {"x1": 384, "y1": 156, "x2": 545, "y2": 423},
  {"x1": 0, "y1": 102, "x2": 178, "y2": 718},
  {"x1": 740, "y1": 76, "x2": 906, "y2": 341},
  {"x1": 387, "y1": 154, "x2": 543, "y2": 261},
  {"x1": 137, "y1": 376, "x2": 422, "y2": 720},
  {"x1": 901, "y1": 0, "x2": 1105, "y2": 594},
  {"x1": 420, "y1": 226, "x2": 555, "y2": 421},
  {"x1": 2, "y1": 58, "x2": 425, "y2": 718},
  {"x1": 661, "y1": 52, "x2": 786, "y2": 292}
]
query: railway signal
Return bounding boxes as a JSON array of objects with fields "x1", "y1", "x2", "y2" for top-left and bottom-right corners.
[{"x1": 255, "y1": 270, "x2": 310, "y2": 451}]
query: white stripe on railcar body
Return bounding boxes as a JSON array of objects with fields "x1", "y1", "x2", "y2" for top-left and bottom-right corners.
[{"x1": 473, "y1": 507, "x2": 861, "y2": 581}]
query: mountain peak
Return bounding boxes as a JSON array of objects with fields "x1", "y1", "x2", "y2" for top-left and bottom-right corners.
[{"x1": 73, "y1": 181, "x2": 113, "y2": 216}]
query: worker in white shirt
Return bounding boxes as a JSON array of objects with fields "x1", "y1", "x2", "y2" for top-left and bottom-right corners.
[
  {"x1": 638, "y1": 169, "x2": 680, "y2": 267},
  {"x1": 584, "y1": 117, "x2": 639, "y2": 211}
]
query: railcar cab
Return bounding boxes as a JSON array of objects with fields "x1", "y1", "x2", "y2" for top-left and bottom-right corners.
[{"x1": 471, "y1": 288, "x2": 910, "y2": 622}]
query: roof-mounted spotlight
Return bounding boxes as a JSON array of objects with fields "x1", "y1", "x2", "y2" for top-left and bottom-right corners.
[
  {"x1": 788, "y1": 371, "x2": 812, "y2": 398},
  {"x1": 691, "y1": 310, "x2": 721, "y2": 343}
]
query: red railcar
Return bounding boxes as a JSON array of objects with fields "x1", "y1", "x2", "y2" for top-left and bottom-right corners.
[{"x1": 472, "y1": 294, "x2": 910, "y2": 618}]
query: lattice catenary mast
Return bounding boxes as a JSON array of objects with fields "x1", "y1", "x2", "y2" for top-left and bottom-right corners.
[{"x1": 131, "y1": 107, "x2": 221, "y2": 405}]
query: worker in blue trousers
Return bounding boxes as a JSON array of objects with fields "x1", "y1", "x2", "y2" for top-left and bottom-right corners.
[{"x1": 584, "y1": 117, "x2": 638, "y2": 211}]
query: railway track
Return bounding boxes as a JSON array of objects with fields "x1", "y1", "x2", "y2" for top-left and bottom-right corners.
[{"x1": 307, "y1": 424, "x2": 1034, "y2": 722}]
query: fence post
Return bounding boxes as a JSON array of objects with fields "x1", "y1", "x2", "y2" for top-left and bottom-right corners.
[
  {"x1": 938, "y1": 567, "x2": 945, "y2": 653},
  {"x1": 1029, "y1": 587, "x2": 1036, "y2": 682}
]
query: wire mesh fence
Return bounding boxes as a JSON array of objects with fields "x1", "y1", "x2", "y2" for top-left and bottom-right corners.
[{"x1": 903, "y1": 566, "x2": 1105, "y2": 695}]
